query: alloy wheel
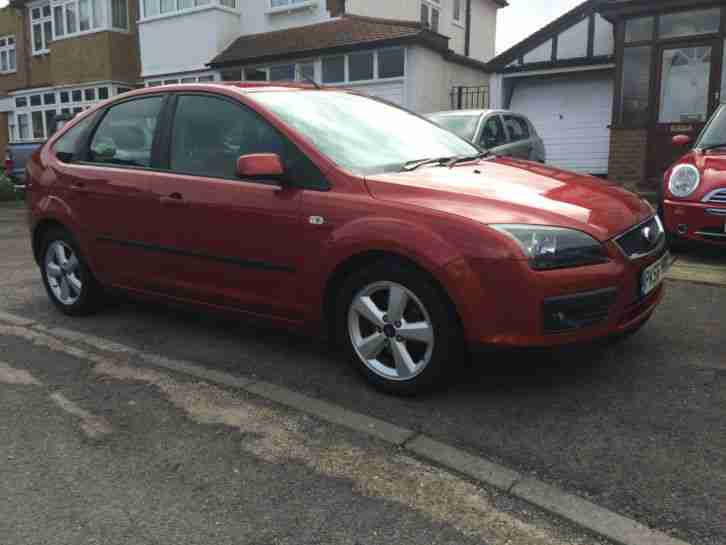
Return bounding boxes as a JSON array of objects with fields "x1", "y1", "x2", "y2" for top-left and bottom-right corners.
[
  {"x1": 45, "y1": 240, "x2": 83, "y2": 306},
  {"x1": 347, "y1": 281, "x2": 435, "y2": 382}
]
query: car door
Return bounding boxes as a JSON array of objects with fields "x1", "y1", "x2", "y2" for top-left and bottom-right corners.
[
  {"x1": 148, "y1": 93, "x2": 322, "y2": 319},
  {"x1": 501, "y1": 114, "x2": 534, "y2": 160},
  {"x1": 53, "y1": 95, "x2": 167, "y2": 288},
  {"x1": 477, "y1": 114, "x2": 510, "y2": 156}
]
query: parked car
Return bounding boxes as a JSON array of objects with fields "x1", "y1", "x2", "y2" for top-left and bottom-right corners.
[
  {"x1": 27, "y1": 83, "x2": 665, "y2": 395},
  {"x1": 426, "y1": 109, "x2": 546, "y2": 163},
  {"x1": 5, "y1": 112, "x2": 75, "y2": 189},
  {"x1": 662, "y1": 103, "x2": 726, "y2": 246}
]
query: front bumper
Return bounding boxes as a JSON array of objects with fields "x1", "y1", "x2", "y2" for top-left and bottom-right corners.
[
  {"x1": 451, "y1": 244, "x2": 668, "y2": 348},
  {"x1": 663, "y1": 199, "x2": 726, "y2": 245}
]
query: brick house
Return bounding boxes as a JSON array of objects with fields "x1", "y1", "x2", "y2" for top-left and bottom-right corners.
[
  {"x1": 0, "y1": 0, "x2": 141, "y2": 158},
  {"x1": 488, "y1": 0, "x2": 726, "y2": 194}
]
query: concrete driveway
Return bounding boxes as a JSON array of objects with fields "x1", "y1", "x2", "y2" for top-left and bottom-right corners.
[{"x1": 1, "y1": 203, "x2": 724, "y2": 545}]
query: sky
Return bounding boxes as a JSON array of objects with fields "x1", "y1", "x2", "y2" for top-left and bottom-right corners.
[{"x1": 496, "y1": 0, "x2": 585, "y2": 54}]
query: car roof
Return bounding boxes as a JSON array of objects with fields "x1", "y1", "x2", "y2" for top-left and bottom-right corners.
[{"x1": 426, "y1": 109, "x2": 511, "y2": 117}]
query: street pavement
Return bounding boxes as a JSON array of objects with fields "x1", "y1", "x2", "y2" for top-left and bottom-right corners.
[{"x1": 0, "y1": 203, "x2": 724, "y2": 544}]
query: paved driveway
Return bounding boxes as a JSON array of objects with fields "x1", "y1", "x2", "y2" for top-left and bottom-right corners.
[{"x1": 1, "y1": 203, "x2": 724, "y2": 545}]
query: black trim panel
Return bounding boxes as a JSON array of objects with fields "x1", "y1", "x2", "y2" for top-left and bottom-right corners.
[{"x1": 97, "y1": 237, "x2": 295, "y2": 273}]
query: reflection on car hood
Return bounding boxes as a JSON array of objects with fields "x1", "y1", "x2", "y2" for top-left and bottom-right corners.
[{"x1": 364, "y1": 157, "x2": 653, "y2": 241}]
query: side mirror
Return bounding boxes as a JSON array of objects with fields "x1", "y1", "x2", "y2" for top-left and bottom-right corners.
[
  {"x1": 672, "y1": 134, "x2": 692, "y2": 147},
  {"x1": 236, "y1": 153, "x2": 284, "y2": 179}
]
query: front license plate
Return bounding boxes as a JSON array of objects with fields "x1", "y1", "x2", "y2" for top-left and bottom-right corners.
[{"x1": 641, "y1": 252, "x2": 670, "y2": 297}]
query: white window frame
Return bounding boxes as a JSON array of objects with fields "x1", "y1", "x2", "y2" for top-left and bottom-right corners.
[
  {"x1": 30, "y1": 2, "x2": 53, "y2": 55},
  {"x1": 267, "y1": 0, "x2": 315, "y2": 15},
  {"x1": 421, "y1": 0, "x2": 440, "y2": 33},
  {"x1": 144, "y1": 73, "x2": 218, "y2": 86},
  {"x1": 453, "y1": 0, "x2": 462, "y2": 24},
  {"x1": 140, "y1": 0, "x2": 237, "y2": 21},
  {"x1": 0, "y1": 35, "x2": 17, "y2": 74},
  {"x1": 8, "y1": 83, "x2": 131, "y2": 143}
]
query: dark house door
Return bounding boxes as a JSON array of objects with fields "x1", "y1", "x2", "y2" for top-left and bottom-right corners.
[{"x1": 647, "y1": 39, "x2": 723, "y2": 184}]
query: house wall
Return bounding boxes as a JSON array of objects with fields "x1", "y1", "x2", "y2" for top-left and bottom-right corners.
[
  {"x1": 406, "y1": 44, "x2": 488, "y2": 114},
  {"x1": 239, "y1": 0, "x2": 330, "y2": 35},
  {"x1": 608, "y1": 128, "x2": 648, "y2": 191},
  {"x1": 346, "y1": 0, "x2": 498, "y2": 62},
  {"x1": 139, "y1": 7, "x2": 240, "y2": 78},
  {"x1": 0, "y1": 7, "x2": 28, "y2": 93}
]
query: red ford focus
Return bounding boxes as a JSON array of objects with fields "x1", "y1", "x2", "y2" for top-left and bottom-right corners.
[
  {"x1": 27, "y1": 83, "x2": 666, "y2": 394},
  {"x1": 662, "y1": 103, "x2": 726, "y2": 247}
]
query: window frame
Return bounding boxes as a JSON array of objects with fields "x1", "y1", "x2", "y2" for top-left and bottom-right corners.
[
  {"x1": 0, "y1": 35, "x2": 16, "y2": 74},
  {"x1": 420, "y1": 0, "x2": 440, "y2": 33},
  {"x1": 83, "y1": 93, "x2": 169, "y2": 170},
  {"x1": 160, "y1": 92, "x2": 330, "y2": 190},
  {"x1": 30, "y1": 2, "x2": 53, "y2": 55},
  {"x1": 141, "y1": 0, "x2": 237, "y2": 21},
  {"x1": 453, "y1": 0, "x2": 462, "y2": 24}
]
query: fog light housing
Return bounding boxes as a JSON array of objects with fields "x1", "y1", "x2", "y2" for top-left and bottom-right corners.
[{"x1": 543, "y1": 288, "x2": 617, "y2": 333}]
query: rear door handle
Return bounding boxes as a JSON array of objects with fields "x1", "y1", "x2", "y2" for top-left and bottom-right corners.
[
  {"x1": 160, "y1": 192, "x2": 188, "y2": 206},
  {"x1": 70, "y1": 181, "x2": 88, "y2": 193}
]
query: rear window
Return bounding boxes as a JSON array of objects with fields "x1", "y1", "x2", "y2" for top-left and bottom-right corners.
[{"x1": 427, "y1": 114, "x2": 480, "y2": 142}]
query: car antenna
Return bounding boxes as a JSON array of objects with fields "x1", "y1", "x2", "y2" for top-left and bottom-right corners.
[{"x1": 302, "y1": 77, "x2": 321, "y2": 90}]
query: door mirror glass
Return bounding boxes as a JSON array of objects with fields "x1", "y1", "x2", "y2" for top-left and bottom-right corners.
[
  {"x1": 236, "y1": 153, "x2": 284, "y2": 179},
  {"x1": 672, "y1": 134, "x2": 692, "y2": 146}
]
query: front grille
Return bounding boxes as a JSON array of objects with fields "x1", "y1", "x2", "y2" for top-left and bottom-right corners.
[
  {"x1": 614, "y1": 216, "x2": 665, "y2": 259},
  {"x1": 703, "y1": 188, "x2": 726, "y2": 205}
]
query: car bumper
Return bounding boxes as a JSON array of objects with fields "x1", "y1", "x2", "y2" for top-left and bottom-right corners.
[
  {"x1": 450, "y1": 246, "x2": 668, "y2": 348},
  {"x1": 663, "y1": 199, "x2": 726, "y2": 245}
]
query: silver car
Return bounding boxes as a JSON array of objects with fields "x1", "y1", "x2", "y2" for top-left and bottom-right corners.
[{"x1": 426, "y1": 109, "x2": 546, "y2": 163}]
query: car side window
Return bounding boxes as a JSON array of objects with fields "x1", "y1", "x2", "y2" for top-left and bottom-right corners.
[
  {"x1": 88, "y1": 96, "x2": 164, "y2": 168},
  {"x1": 169, "y1": 94, "x2": 328, "y2": 189},
  {"x1": 53, "y1": 114, "x2": 97, "y2": 163},
  {"x1": 479, "y1": 116, "x2": 507, "y2": 149},
  {"x1": 503, "y1": 115, "x2": 530, "y2": 142}
]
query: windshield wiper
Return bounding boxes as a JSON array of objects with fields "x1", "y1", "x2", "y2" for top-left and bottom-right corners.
[
  {"x1": 700, "y1": 142, "x2": 726, "y2": 152},
  {"x1": 445, "y1": 151, "x2": 491, "y2": 168},
  {"x1": 401, "y1": 156, "x2": 454, "y2": 172}
]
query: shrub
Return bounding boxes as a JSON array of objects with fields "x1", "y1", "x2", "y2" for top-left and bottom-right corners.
[{"x1": 0, "y1": 172, "x2": 20, "y2": 202}]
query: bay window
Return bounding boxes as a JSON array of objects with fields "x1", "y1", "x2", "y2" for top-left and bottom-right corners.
[
  {"x1": 0, "y1": 36, "x2": 16, "y2": 73},
  {"x1": 31, "y1": 0, "x2": 128, "y2": 47},
  {"x1": 141, "y1": 0, "x2": 233, "y2": 19}
]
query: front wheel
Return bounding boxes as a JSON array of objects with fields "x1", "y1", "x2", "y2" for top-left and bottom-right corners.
[{"x1": 336, "y1": 260, "x2": 464, "y2": 395}]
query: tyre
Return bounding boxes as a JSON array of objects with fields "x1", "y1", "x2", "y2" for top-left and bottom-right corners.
[
  {"x1": 40, "y1": 227, "x2": 104, "y2": 316},
  {"x1": 335, "y1": 259, "x2": 464, "y2": 395}
]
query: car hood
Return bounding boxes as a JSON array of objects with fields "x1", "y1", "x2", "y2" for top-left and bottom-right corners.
[{"x1": 364, "y1": 158, "x2": 652, "y2": 241}]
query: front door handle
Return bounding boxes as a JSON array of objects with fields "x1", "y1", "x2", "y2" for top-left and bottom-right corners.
[
  {"x1": 160, "y1": 192, "x2": 188, "y2": 207},
  {"x1": 70, "y1": 181, "x2": 88, "y2": 193}
]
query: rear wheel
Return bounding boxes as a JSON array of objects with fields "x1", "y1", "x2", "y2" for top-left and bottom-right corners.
[
  {"x1": 336, "y1": 259, "x2": 464, "y2": 395},
  {"x1": 41, "y1": 228, "x2": 104, "y2": 316}
]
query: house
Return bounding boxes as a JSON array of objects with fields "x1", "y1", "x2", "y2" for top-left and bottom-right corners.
[
  {"x1": 140, "y1": 0, "x2": 507, "y2": 114},
  {"x1": 488, "y1": 0, "x2": 726, "y2": 194},
  {"x1": 486, "y1": 0, "x2": 615, "y2": 177},
  {"x1": 0, "y1": 0, "x2": 140, "y2": 157}
]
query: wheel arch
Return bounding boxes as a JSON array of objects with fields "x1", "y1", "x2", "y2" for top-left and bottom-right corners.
[{"x1": 32, "y1": 218, "x2": 71, "y2": 265}]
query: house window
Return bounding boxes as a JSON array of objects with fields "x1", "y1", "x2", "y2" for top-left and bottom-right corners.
[
  {"x1": 52, "y1": 0, "x2": 111, "y2": 36},
  {"x1": 0, "y1": 35, "x2": 16, "y2": 73},
  {"x1": 269, "y1": 64, "x2": 295, "y2": 81},
  {"x1": 348, "y1": 51, "x2": 374, "y2": 82},
  {"x1": 523, "y1": 40, "x2": 552, "y2": 64},
  {"x1": 625, "y1": 17, "x2": 654, "y2": 43},
  {"x1": 659, "y1": 8, "x2": 721, "y2": 40},
  {"x1": 270, "y1": 0, "x2": 308, "y2": 9},
  {"x1": 142, "y1": 0, "x2": 234, "y2": 19},
  {"x1": 556, "y1": 17, "x2": 589, "y2": 60},
  {"x1": 111, "y1": 0, "x2": 128, "y2": 29},
  {"x1": 421, "y1": 0, "x2": 440, "y2": 33},
  {"x1": 17, "y1": 113, "x2": 29, "y2": 140},
  {"x1": 31, "y1": 3, "x2": 53, "y2": 55},
  {"x1": 453, "y1": 0, "x2": 461, "y2": 23},
  {"x1": 593, "y1": 14, "x2": 614, "y2": 57},
  {"x1": 322, "y1": 56, "x2": 345, "y2": 83},
  {"x1": 620, "y1": 46, "x2": 652, "y2": 126},
  {"x1": 377, "y1": 48, "x2": 405, "y2": 79}
]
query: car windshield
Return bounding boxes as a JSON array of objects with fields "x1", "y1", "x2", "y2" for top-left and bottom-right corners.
[
  {"x1": 250, "y1": 91, "x2": 478, "y2": 175},
  {"x1": 697, "y1": 104, "x2": 726, "y2": 150},
  {"x1": 427, "y1": 114, "x2": 480, "y2": 141}
]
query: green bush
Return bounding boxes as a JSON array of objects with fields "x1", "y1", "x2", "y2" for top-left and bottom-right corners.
[{"x1": 0, "y1": 173, "x2": 20, "y2": 202}]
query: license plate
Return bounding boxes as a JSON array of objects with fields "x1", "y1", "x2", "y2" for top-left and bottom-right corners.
[{"x1": 641, "y1": 252, "x2": 670, "y2": 297}]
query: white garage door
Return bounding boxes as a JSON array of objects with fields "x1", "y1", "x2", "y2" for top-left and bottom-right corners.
[
  {"x1": 348, "y1": 81, "x2": 405, "y2": 107},
  {"x1": 509, "y1": 72, "x2": 613, "y2": 175}
]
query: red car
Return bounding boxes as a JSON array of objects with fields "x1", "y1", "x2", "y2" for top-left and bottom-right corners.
[
  {"x1": 662, "y1": 104, "x2": 726, "y2": 246},
  {"x1": 27, "y1": 83, "x2": 667, "y2": 394}
]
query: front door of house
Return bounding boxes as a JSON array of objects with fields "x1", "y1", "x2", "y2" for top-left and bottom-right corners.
[{"x1": 646, "y1": 39, "x2": 723, "y2": 184}]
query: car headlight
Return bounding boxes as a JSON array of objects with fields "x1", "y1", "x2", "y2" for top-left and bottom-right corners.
[
  {"x1": 491, "y1": 225, "x2": 608, "y2": 270},
  {"x1": 668, "y1": 164, "x2": 700, "y2": 198}
]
